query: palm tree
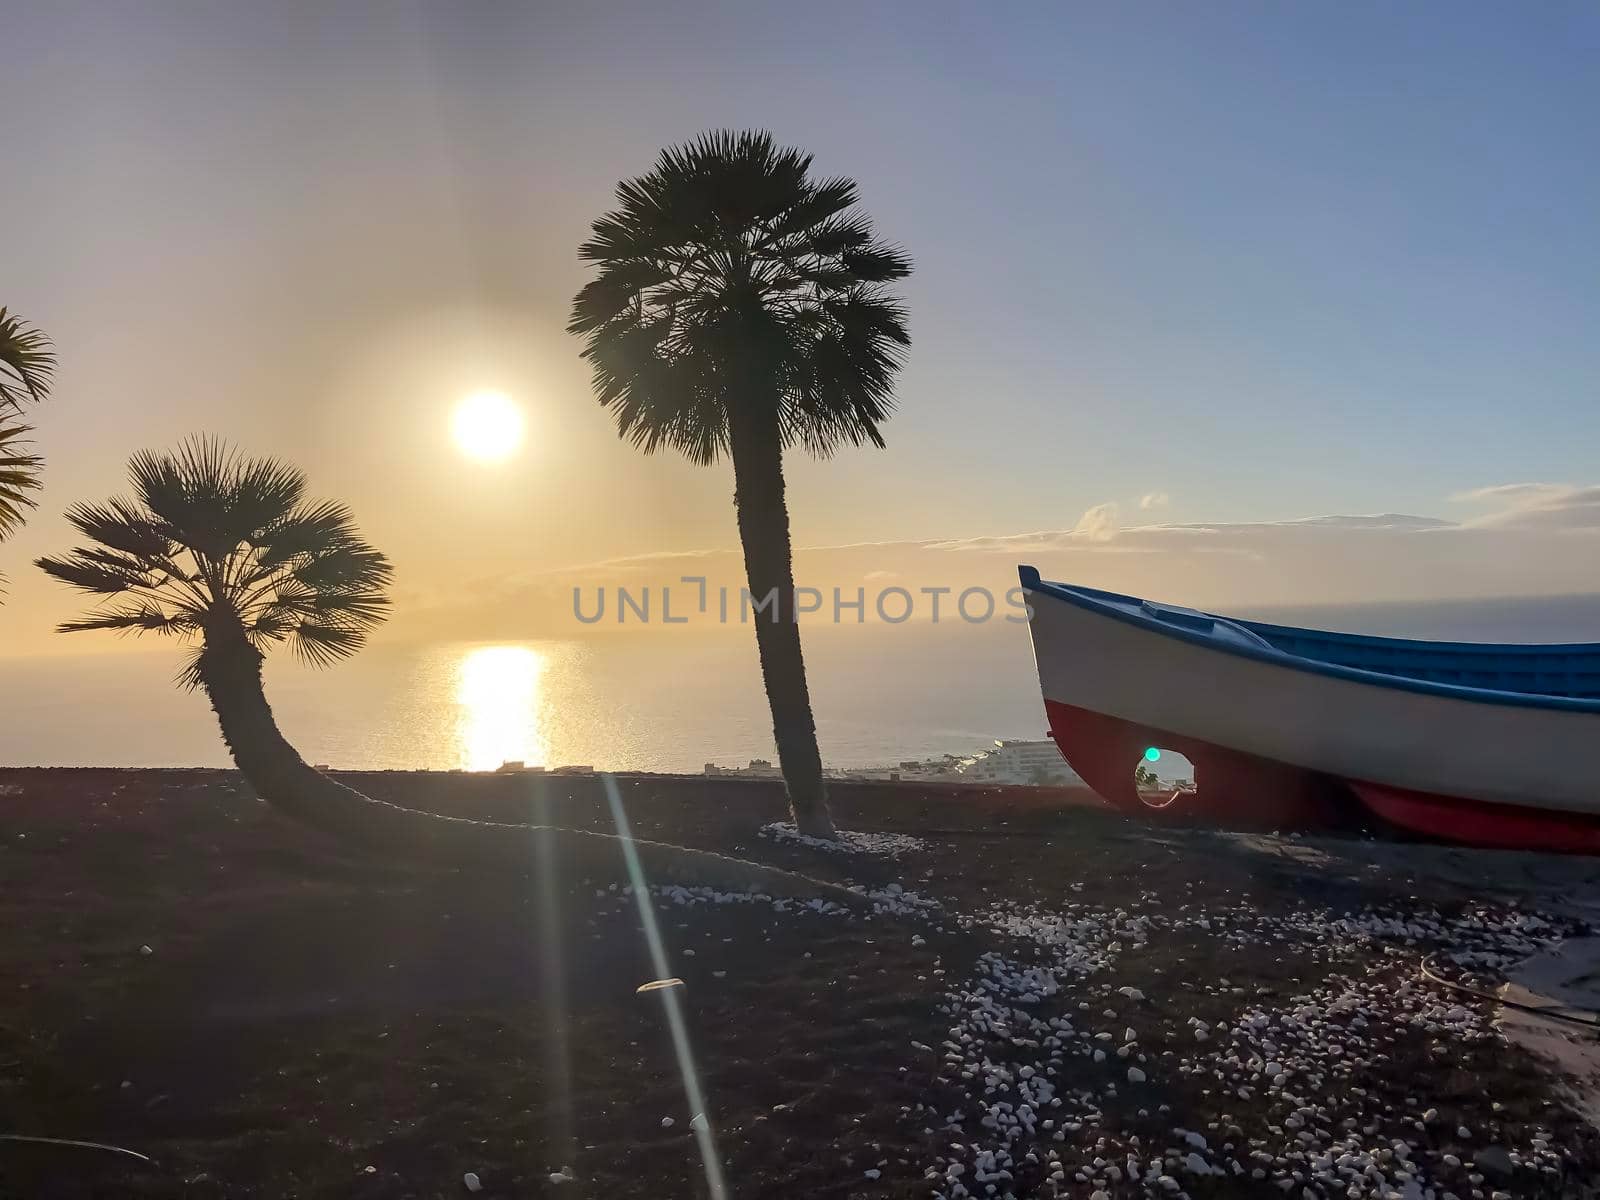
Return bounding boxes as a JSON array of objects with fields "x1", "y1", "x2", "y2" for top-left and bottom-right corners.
[
  {"x1": 38, "y1": 438, "x2": 840, "y2": 895},
  {"x1": 0, "y1": 309, "x2": 54, "y2": 580},
  {"x1": 38, "y1": 438, "x2": 395, "y2": 804},
  {"x1": 569, "y1": 131, "x2": 913, "y2": 839}
]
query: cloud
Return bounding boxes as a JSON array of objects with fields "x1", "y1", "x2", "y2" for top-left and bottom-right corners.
[
  {"x1": 1450, "y1": 482, "x2": 1572, "y2": 504},
  {"x1": 1139, "y1": 491, "x2": 1170, "y2": 511},
  {"x1": 1456, "y1": 483, "x2": 1600, "y2": 532},
  {"x1": 1233, "y1": 513, "x2": 1454, "y2": 531},
  {"x1": 398, "y1": 487, "x2": 1600, "y2": 639},
  {"x1": 1071, "y1": 502, "x2": 1121, "y2": 542},
  {"x1": 922, "y1": 512, "x2": 1451, "y2": 556}
]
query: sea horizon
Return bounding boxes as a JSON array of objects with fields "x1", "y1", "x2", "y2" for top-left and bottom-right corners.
[{"x1": 5, "y1": 591, "x2": 1598, "y2": 773}]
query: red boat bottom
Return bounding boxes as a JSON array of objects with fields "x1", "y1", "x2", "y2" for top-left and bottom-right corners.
[
  {"x1": 1349, "y1": 780, "x2": 1600, "y2": 854},
  {"x1": 1042, "y1": 700, "x2": 1345, "y2": 830},
  {"x1": 1043, "y1": 699, "x2": 1600, "y2": 852}
]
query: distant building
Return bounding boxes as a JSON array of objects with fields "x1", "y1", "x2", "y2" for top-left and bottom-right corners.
[
  {"x1": 832, "y1": 756, "x2": 967, "y2": 784},
  {"x1": 705, "y1": 744, "x2": 1081, "y2": 787},
  {"x1": 954, "y1": 739, "x2": 1084, "y2": 787},
  {"x1": 702, "y1": 758, "x2": 783, "y2": 778}
]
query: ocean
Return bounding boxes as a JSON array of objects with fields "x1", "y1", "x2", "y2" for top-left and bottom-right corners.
[{"x1": 2, "y1": 594, "x2": 1598, "y2": 773}]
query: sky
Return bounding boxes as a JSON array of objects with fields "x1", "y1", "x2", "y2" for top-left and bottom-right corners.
[{"x1": 2, "y1": 1, "x2": 1597, "y2": 654}]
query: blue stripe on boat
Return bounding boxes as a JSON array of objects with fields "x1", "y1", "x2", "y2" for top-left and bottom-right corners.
[{"x1": 1018, "y1": 565, "x2": 1600, "y2": 714}]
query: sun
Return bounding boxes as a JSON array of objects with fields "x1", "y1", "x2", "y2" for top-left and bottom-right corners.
[{"x1": 452, "y1": 391, "x2": 525, "y2": 463}]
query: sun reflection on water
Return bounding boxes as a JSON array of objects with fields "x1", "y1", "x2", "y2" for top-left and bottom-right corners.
[{"x1": 456, "y1": 645, "x2": 547, "y2": 771}]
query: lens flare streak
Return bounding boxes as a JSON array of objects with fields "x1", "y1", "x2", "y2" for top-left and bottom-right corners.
[{"x1": 601, "y1": 774, "x2": 728, "y2": 1200}]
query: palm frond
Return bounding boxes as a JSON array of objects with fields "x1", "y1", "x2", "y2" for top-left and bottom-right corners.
[
  {"x1": 35, "y1": 548, "x2": 155, "y2": 596},
  {"x1": 231, "y1": 454, "x2": 307, "y2": 538},
  {"x1": 0, "y1": 419, "x2": 43, "y2": 536},
  {"x1": 175, "y1": 647, "x2": 208, "y2": 692},
  {"x1": 61, "y1": 498, "x2": 175, "y2": 560},
  {"x1": 288, "y1": 620, "x2": 368, "y2": 667},
  {"x1": 39, "y1": 439, "x2": 392, "y2": 670},
  {"x1": 839, "y1": 244, "x2": 913, "y2": 283},
  {"x1": 59, "y1": 602, "x2": 193, "y2": 636},
  {"x1": 252, "y1": 500, "x2": 365, "y2": 571},
  {"x1": 570, "y1": 130, "x2": 912, "y2": 467},
  {"x1": 0, "y1": 309, "x2": 54, "y2": 414},
  {"x1": 291, "y1": 543, "x2": 393, "y2": 593}
]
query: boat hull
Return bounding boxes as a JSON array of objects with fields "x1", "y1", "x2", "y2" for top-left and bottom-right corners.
[
  {"x1": 1042, "y1": 698, "x2": 1600, "y2": 852},
  {"x1": 1023, "y1": 573, "x2": 1600, "y2": 850}
]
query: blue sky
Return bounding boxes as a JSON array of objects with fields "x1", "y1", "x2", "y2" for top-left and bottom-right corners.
[{"x1": 2, "y1": 1, "x2": 1597, "y2": 647}]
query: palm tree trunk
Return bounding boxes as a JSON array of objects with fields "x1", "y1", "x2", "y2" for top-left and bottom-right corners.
[
  {"x1": 193, "y1": 616, "x2": 846, "y2": 896},
  {"x1": 729, "y1": 403, "x2": 837, "y2": 840}
]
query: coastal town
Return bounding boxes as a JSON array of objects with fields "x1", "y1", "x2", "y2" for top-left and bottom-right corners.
[{"x1": 706, "y1": 739, "x2": 1089, "y2": 788}]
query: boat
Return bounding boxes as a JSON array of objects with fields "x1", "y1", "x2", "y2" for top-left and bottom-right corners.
[{"x1": 1018, "y1": 565, "x2": 1600, "y2": 852}]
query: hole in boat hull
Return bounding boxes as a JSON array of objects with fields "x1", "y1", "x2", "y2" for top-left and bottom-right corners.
[{"x1": 1133, "y1": 747, "x2": 1196, "y2": 811}]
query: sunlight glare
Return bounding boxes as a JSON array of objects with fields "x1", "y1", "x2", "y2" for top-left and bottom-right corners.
[
  {"x1": 456, "y1": 645, "x2": 546, "y2": 771},
  {"x1": 602, "y1": 774, "x2": 728, "y2": 1200},
  {"x1": 452, "y1": 390, "x2": 526, "y2": 463}
]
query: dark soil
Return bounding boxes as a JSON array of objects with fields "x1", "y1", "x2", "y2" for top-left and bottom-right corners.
[{"x1": 0, "y1": 769, "x2": 1594, "y2": 1199}]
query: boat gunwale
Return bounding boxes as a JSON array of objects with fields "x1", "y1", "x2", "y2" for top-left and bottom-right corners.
[{"x1": 1019, "y1": 565, "x2": 1600, "y2": 716}]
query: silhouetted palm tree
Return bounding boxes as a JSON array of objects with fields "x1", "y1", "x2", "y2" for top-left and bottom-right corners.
[
  {"x1": 570, "y1": 131, "x2": 913, "y2": 838},
  {"x1": 38, "y1": 438, "x2": 839, "y2": 894},
  {"x1": 0, "y1": 309, "x2": 54, "y2": 577},
  {"x1": 38, "y1": 438, "x2": 394, "y2": 791}
]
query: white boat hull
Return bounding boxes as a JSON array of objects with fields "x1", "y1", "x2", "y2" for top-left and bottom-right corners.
[{"x1": 1026, "y1": 580, "x2": 1600, "y2": 822}]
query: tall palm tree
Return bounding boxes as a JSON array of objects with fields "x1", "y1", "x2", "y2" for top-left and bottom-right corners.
[
  {"x1": 569, "y1": 130, "x2": 913, "y2": 839},
  {"x1": 38, "y1": 438, "x2": 840, "y2": 895},
  {"x1": 0, "y1": 309, "x2": 54, "y2": 579}
]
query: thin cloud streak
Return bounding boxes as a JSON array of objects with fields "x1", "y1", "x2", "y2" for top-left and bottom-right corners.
[
  {"x1": 398, "y1": 486, "x2": 1600, "y2": 639},
  {"x1": 1456, "y1": 483, "x2": 1600, "y2": 532}
]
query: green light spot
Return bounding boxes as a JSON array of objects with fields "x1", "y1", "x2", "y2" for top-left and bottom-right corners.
[{"x1": 1144, "y1": 747, "x2": 1162, "y2": 762}]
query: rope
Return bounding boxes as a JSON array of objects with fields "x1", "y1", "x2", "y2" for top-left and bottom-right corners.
[
  {"x1": 0, "y1": 1135, "x2": 153, "y2": 1163},
  {"x1": 1418, "y1": 954, "x2": 1600, "y2": 1031}
]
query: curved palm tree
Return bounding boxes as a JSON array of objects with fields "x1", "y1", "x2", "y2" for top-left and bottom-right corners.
[
  {"x1": 38, "y1": 438, "x2": 840, "y2": 895},
  {"x1": 1, "y1": 309, "x2": 54, "y2": 584},
  {"x1": 570, "y1": 130, "x2": 913, "y2": 839},
  {"x1": 38, "y1": 438, "x2": 395, "y2": 803}
]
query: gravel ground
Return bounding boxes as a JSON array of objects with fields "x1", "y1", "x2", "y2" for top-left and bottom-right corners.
[{"x1": 1, "y1": 768, "x2": 1597, "y2": 1199}]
